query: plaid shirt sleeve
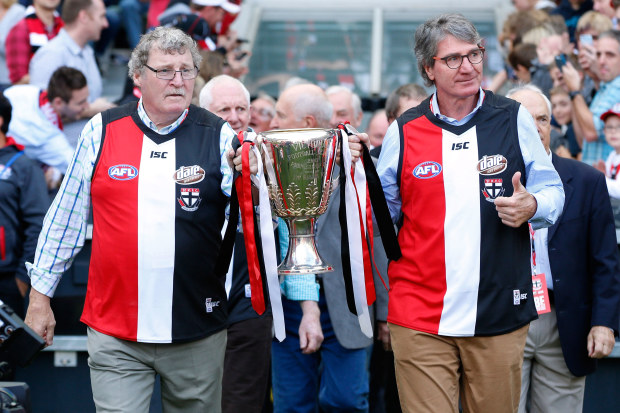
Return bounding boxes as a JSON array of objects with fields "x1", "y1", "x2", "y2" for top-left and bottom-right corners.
[
  {"x1": 6, "y1": 20, "x2": 31, "y2": 84},
  {"x1": 26, "y1": 114, "x2": 102, "y2": 297}
]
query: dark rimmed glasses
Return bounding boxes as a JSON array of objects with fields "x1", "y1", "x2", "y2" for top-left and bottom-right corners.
[
  {"x1": 144, "y1": 64, "x2": 198, "y2": 80},
  {"x1": 432, "y1": 47, "x2": 485, "y2": 69}
]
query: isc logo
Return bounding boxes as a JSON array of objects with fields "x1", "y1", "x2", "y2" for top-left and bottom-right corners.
[
  {"x1": 413, "y1": 161, "x2": 442, "y2": 179},
  {"x1": 108, "y1": 164, "x2": 138, "y2": 181}
]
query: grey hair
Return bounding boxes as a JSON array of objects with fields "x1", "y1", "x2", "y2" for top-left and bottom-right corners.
[
  {"x1": 414, "y1": 14, "x2": 482, "y2": 87},
  {"x1": 292, "y1": 88, "x2": 333, "y2": 128},
  {"x1": 199, "y1": 74, "x2": 250, "y2": 110},
  {"x1": 128, "y1": 27, "x2": 202, "y2": 80},
  {"x1": 325, "y1": 85, "x2": 363, "y2": 120},
  {"x1": 599, "y1": 30, "x2": 620, "y2": 52},
  {"x1": 506, "y1": 84, "x2": 552, "y2": 115}
]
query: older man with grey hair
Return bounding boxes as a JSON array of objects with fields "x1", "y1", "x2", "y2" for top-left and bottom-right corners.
[
  {"x1": 325, "y1": 85, "x2": 363, "y2": 128},
  {"x1": 24, "y1": 26, "x2": 247, "y2": 412},
  {"x1": 199, "y1": 74, "x2": 273, "y2": 413},
  {"x1": 376, "y1": 14, "x2": 565, "y2": 413},
  {"x1": 507, "y1": 85, "x2": 619, "y2": 413}
]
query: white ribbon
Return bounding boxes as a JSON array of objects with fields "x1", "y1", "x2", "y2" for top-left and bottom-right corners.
[
  {"x1": 340, "y1": 130, "x2": 373, "y2": 338},
  {"x1": 245, "y1": 132, "x2": 285, "y2": 341}
]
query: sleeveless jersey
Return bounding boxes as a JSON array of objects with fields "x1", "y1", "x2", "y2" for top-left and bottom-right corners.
[
  {"x1": 82, "y1": 103, "x2": 229, "y2": 343},
  {"x1": 388, "y1": 91, "x2": 537, "y2": 337}
]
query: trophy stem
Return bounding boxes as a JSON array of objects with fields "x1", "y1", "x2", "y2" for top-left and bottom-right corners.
[{"x1": 279, "y1": 217, "x2": 333, "y2": 275}]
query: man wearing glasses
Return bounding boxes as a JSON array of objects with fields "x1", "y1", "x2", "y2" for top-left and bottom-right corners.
[
  {"x1": 24, "y1": 27, "x2": 249, "y2": 412},
  {"x1": 376, "y1": 14, "x2": 565, "y2": 413}
]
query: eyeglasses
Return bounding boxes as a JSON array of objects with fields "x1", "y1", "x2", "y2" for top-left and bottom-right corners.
[
  {"x1": 604, "y1": 125, "x2": 620, "y2": 132},
  {"x1": 144, "y1": 64, "x2": 198, "y2": 80},
  {"x1": 251, "y1": 106, "x2": 274, "y2": 119},
  {"x1": 432, "y1": 47, "x2": 485, "y2": 69}
]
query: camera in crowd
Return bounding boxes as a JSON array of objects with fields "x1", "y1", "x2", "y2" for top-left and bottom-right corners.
[{"x1": 0, "y1": 301, "x2": 44, "y2": 413}]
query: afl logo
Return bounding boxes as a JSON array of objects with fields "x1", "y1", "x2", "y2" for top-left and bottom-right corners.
[
  {"x1": 477, "y1": 155, "x2": 507, "y2": 175},
  {"x1": 413, "y1": 161, "x2": 442, "y2": 179},
  {"x1": 108, "y1": 164, "x2": 138, "y2": 180}
]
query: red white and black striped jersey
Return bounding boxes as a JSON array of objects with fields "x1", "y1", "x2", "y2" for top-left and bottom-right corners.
[
  {"x1": 388, "y1": 92, "x2": 538, "y2": 337},
  {"x1": 82, "y1": 104, "x2": 230, "y2": 343}
]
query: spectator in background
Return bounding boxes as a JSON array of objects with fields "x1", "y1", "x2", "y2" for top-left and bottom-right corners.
[
  {"x1": 4, "y1": 67, "x2": 88, "y2": 179},
  {"x1": 508, "y1": 42, "x2": 538, "y2": 83},
  {"x1": 270, "y1": 83, "x2": 386, "y2": 413},
  {"x1": 599, "y1": 103, "x2": 620, "y2": 197},
  {"x1": 550, "y1": 86, "x2": 581, "y2": 158},
  {"x1": 367, "y1": 109, "x2": 389, "y2": 149},
  {"x1": 0, "y1": 92, "x2": 48, "y2": 319},
  {"x1": 574, "y1": 10, "x2": 613, "y2": 90},
  {"x1": 119, "y1": 0, "x2": 149, "y2": 50},
  {"x1": 508, "y1": 84, "x2": 619, "y2": 413},
  {"x1": 615, "y1": 0, "x2": 620, "y2": 23},
  {"x1": 0, "y1": 92, "x2": 48, "y2": 382},
  {"x1": 5, "y1": 0, "x2": 63, "y2": 85},
  {"x1": 593, "y1": 0, "x2": 617, "y2": 23},
  {"x1": 384, "y1": 83, "x2": 427, "y2": 124},
  {"x1": 29, "y1": 0, "x2": 115, "y2": 119},
  {"x1": 563, "y1": 29, "x2": 620, "y2": 165},
  {"x1": 0, "y1": 0, "x2": 25, "y2": 89},
  {"x1": 325, "y1": 85, "x2": 363, "y2": 129},
  {"x1": 159, "y1": 0, "x2": 240, "y2": 52},
  {"x1": 199, "y1": 74, "x2": 273, "y2": 413},
  {"x1": 249, "y1": 93, "x2": 275, "y2": 133},
  {"x1": 551, "y1": 0, "x2": 593, "y2": 43}
]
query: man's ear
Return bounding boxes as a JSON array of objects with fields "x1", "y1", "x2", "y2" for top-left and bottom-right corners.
[
  {"x1": 133, "y1": 71, "x2": 142, "y2": 89},
  {"x1": 303, "y1": 115, "x2": 318, "y2": 128},
  {"x1": 424, "y1": 65, "x2": 435, "y2": 82},
  {"x1": 50, "y1": 96, "x2": 65, "y2": 114}
]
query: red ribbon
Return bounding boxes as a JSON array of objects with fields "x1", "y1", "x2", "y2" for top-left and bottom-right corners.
[{"x1": 235, "y1": 132, "x2": 265, "y2": 314}]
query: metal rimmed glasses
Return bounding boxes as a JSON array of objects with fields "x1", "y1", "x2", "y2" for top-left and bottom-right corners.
[{"x1": 144, "y1": 64, "x2": 199, "y2": 80}]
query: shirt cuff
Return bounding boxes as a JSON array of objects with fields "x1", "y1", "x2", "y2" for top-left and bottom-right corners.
[
  {"x1": 281, "y1": 273, "x2": 320, "y2": 301},
  {"x1": 26, "y1": 262, "x2": 62, "y2": 297}
]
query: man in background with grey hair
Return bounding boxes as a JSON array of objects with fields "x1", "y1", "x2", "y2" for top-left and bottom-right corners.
[
  {"x1": 326, "y1": 85, "x2": 363, "y2": 129},
  {"x1": 377, "y1": 13, "x2": 564, "y2": 412},
  {"x1": 507, "y1": 85, "x2": 619, "y2": 413},
  {"x1": 24, "y1": 27, "x2": 249, "y2": 412},
  {"x1": 270, "y1": 83, "x2": 386, "y2": 413},
  {"x1": 200, "y1": 74, "x2": 273, "y2": 413}
]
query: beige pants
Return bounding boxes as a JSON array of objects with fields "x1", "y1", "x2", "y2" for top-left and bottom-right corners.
[
  {"x1": 390, "y1": 323, "x2": 529, "y2": 413},
  {"x1": 87, "y1": 327, "x2": 227, "y2": 413},
  {"x1": 519, "y1": 308, "x2": 586, "y2": 413}
]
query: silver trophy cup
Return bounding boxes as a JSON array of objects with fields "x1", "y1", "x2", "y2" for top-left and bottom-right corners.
[{"x1": 259, "y1": 128, "x2": 339, "y2": 275}]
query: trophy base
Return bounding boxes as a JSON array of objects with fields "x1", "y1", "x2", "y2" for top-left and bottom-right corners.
[{"x1": 278, "y1": 219, "x2": 333, "y2": 275}]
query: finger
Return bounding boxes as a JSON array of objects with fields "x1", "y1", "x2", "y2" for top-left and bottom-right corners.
[
  {"x1": 512, "y1": 171, "x2": 524, "y2": 193},
  {"x1": 587, "y1": 333, "x2": 594, "y2": 357},
  {"x1": 299, "y1": 333, "x2": 308, "y2": 352}
]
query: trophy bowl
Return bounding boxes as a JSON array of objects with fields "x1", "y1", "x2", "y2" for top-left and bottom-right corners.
[{"x1": 259, "y1": 128, "x2": 339, "y2": 275}]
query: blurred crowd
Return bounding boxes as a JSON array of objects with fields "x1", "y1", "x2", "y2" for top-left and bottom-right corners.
[{"x1": 1, "y1": 0, "x2": 620, "y2": 412}]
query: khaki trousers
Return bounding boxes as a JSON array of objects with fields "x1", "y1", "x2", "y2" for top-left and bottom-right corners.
[
  {"x1": 519, "y1": 308, "x2": 586, "y2": 413},
  {"x1": 87, "y1": 327, "x2": 227, "y2": 413},
  {"x1": 390, "y1": 323, "x2": 529, "y2": 413}
]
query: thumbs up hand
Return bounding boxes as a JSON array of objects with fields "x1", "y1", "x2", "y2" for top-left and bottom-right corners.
[{"x1": 494, "y1": 172, "x2": 538, "y2": 228}]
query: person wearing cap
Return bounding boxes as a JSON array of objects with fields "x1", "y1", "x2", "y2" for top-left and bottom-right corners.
[
  {"x1": 508, "y1": 85, "x2": 620, "y2": 413},
  {"x1": 159, "y1": 0, "x2": 240, "y2": 52},
  {"x1": 599, "y1": 103, "x2": 620, "y2": 198}
]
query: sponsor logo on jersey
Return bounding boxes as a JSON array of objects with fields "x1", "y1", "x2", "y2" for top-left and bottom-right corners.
[
  {"x1": 108, "y1": 164, "x2": 138, "y2": 181},
  {"x1": 178, "y1": 188, "x2": 201, "y2": 211},
  {"x1": 205, "y1": 298, "x2": 220, "y2": 313},
  {"x1": 513, "y1": 289, "x2": 528, "y2": 305},
  {"x1": 482, "y1": 178, "x2": 505, "y2": 202},
  {"x1": 0, "y1": 165, "x2": 13, "y2": 180},
  {"x1": 174, "y1": 165, "x2": 205, "y2": 184},
  {"x1": 477, "y1": 154, "x2": 507, "y2": 175},
  {"x1": 451, "y1": 142, "x2": 470, "y2": 151},
  {"x1": 413, "y1": 161, "x2": 442, "y2": 179}
]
